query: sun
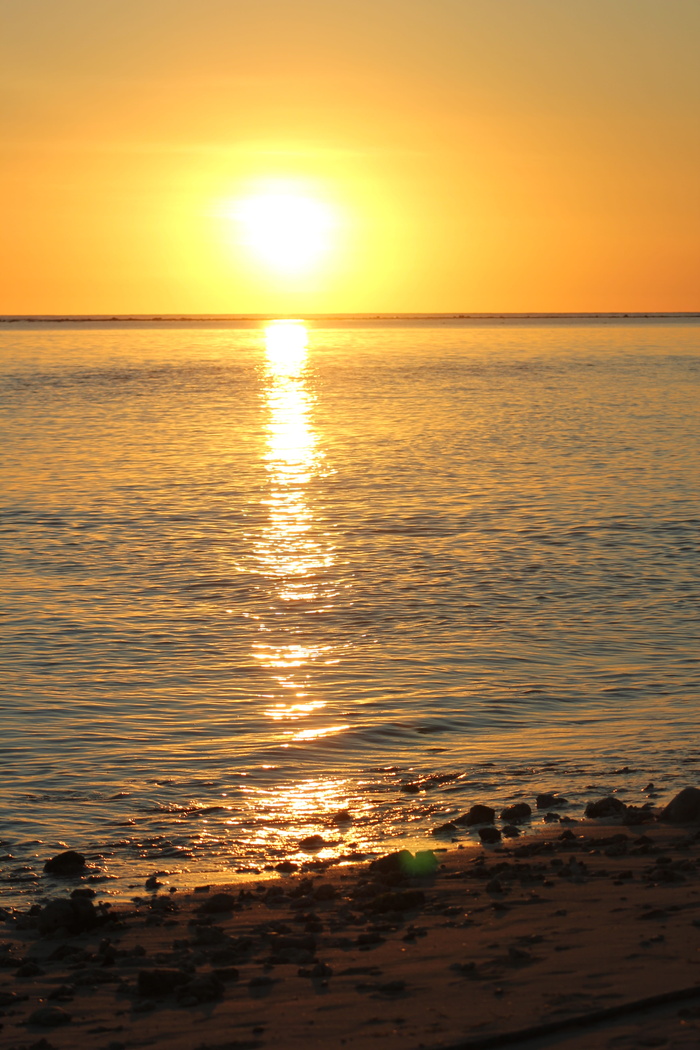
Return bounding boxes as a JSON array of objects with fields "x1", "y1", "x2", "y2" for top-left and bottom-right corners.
[{"x1": 233, "y1": 184, "x2": 336, "y2": 275}]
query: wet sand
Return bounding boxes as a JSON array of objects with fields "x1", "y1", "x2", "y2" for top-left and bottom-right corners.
[{"x1": 2, "y1": 820, "x2": 700, "y2": 1050}]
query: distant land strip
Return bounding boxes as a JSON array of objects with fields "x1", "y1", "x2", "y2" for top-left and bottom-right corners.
[{"x1": 2, "y1": 312, "x2": 700, "y2": 324}]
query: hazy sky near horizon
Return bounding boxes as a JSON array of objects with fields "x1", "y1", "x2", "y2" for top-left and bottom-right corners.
[{"x1": 2, "y1": 0, "x2": 698, "y2": 314}]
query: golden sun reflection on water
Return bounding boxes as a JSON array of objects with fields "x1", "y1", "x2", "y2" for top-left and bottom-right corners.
[
  {"x1": 238, "y1": 777, "x2": 370, "y2": 861},
  {"x1": 259, "y1": 321, "x2": 331, "y2": 596},
  {"x1": 254, "y1": 321, "x2": 338, "y2": 741}
]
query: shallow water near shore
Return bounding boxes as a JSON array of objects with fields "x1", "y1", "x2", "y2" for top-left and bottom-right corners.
[{"x1": 1, "y1": 317, "x2": 699, "y2": 904}]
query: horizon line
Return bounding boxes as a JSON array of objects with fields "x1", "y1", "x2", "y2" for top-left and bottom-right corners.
[{"x1": 2, "y1": 310, "x2": 700, "y2": 323}]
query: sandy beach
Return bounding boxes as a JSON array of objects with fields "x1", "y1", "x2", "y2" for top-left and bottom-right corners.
[{"x1": 3, "y1": 793, "x2": 700, "y2": 1050}]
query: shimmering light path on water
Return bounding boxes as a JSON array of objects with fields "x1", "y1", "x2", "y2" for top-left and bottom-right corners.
[
  {"x1": 1, "y1": 319, "x2": 698, "y2": 901},
  {"x1": 255, "y1": 321, "x2": 342, "y2": 743}
]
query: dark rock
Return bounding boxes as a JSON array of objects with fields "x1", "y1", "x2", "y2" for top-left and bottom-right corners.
[
  {"x1": 212, "y1": 966, "x2": 239, "y2": 982},
  {"x1": 638, "y1": 908, "x2": 668, "y2": 921},
  {"x1": 48, "y1": 984, "x2": 74, "y2": 1001},
  {"x1": 43, "y1": 850, "x2": 86, "y2": 876},
  {"x1": 584, "y1": 796, "x2": 626, "y2": 818},
  {"x1": 70, "y1": 887, "x2": 95, "y2": 899},
  {"x1": 37, "y1": 898, "x2": 98, "y2": 935},
  {"x1": 16, "y1": 961, "x2": 45, "y2": 977},
  {"x1": 536, "y1": 793, "x2": 568, "y2": 809},
  {"x1": 199, "y1": 892, "x2": 237, "y2": 914},
  {"x1": 47, "y1": 944, "x2": 83, "y2": 962},
  {"x1": 0, "y1": 944, "x2": 21, "y2": 968},
  {"x1": 377, "y1": 979, "x2": 406, "y2": 995},
  {"x1": 299, "y1": 835, "x2": 326, "y2": 851},
  {"x1": 500, "y1": 803, "x2": 532, "y2": 822},
  {"x1": 368, "y1": 889, "x2": 425, "y2": 913},
  {"x1": 192, "y1": 925, "x2": 230, "y2": 946},
  {"x1": 369, "y1": 850, "x2": 411, "y2": 876},
  {"x1": 210, "y1": 947, "x2": 246, "y2": 966},
  {"x1": 660, "y1": 787, "x2": 700, "y2": 823},
  {"x1": 331, "y1": 809, "x2": 352, "y2": 824},
  {"x1": 623, "y1": 804, "x2": 654, "y2": 825},
  {"x1": 71, "y1": 966, "x2": 119, "y2": 986},
  {"x1": 137, "y1": 968, "x2": 190, "y2": 997},
  {"x1": 501, "y1": 825, "x2": 520, "y2": 838},
  {"x1": 369, "y1": 849, "x2": 437, "y2": 878},
  {"x1": 479, "y1": 827, "x2": 502, "y2": 844},
  {"x1": 176, "y1": 973, "x2": 224, "y2": 1003},
  {"x1": 357, "y1": 931, "x2": 384, "y2": 946},
  {"x1": 275, "y1": 861, "x2": 298, "y2": 873},
  {"x1": 455, "y1": 805, "x2": 495, "y2": 826},
  {"x1": 267, "y1": 947, "x2": 313, "y2": 965},
  {"x1": 148, "y1": 894, "x2": 177, "y2": 913},
  {"x1": 249, "y1": 974, "x2": 276, "y2": 988},
  {"x1": 28, "y1": 1006, "x2": 71, "y2": 1027},
  {"x1": 432, "y1": 821, "x2": 459, "y2": 836},
  {"x1": 267, "y1": 933, "x2": 316, "y2": 952},
  {"x1": 289, "y1": 877, "x2": 314, "y2": 899},
  {"x1": 313, "y1": 883, "x2": 337, "y2": 901}
]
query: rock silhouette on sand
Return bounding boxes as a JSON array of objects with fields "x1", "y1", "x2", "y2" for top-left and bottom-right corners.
[
  {"x1": 478, "y1": 826, "x2": 502, "y2": 844},
  {"x1": 584, "y1": 796, "x2": 626, "y2": 819},
  {"x1": 659, "y1": 786, "x2": 700, "y2": 823},
  {"x1": 369, "y1": 849, "x2": 437, "y2": 879},
  {"x1": 500, "y1": 803, "x2": 532, "y2": 822},
  {"x1": 455, "y1": 804, "x2": 496, "y2": 826},
  {"x1": 299, "y1": 834, "x2": 326, "y2": 851},
  {"x1": 37, "y1": 898, "x2": 98, "y2": 935},
  {"x1": 28, "y1": 1005, "x2": 72, "y2": 1027},
  {"x1": 536, "y1": 793, "x2": 568, "y2": 810},
  {"x1": 199, "y1": 892, "x2": 238, "y2": 914}
]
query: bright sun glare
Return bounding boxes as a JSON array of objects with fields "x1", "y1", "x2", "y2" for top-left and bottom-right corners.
[{"x1": 234, "y1": 188, "x2": 335, "y2": 275}]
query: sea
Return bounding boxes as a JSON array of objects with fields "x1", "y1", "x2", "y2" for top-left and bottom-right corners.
[{"x1": 1, "y1": 314, "x2": 699, "y2": 905}]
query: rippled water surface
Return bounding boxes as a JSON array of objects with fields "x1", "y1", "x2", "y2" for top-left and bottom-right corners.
[{"x1": 2, "y1": 319, "x2": 699, "y2": 902}]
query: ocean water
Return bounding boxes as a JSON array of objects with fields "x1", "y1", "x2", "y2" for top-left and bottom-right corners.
[{"x1": 1, "y1": 318, "x2": 699, "y2": 903}]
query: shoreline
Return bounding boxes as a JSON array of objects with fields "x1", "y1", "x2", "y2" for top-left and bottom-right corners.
[
  {"x1": 0, "y1": 778, "x2": 671, "y2": 910},
  {"x1": 3, "y1": 794, "x2": 700, "y2": 1050}
]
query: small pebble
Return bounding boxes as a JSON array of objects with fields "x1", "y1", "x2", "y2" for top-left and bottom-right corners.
[{"x1": 28, "y1": 1006, "x2": 72, "y2": 1027}]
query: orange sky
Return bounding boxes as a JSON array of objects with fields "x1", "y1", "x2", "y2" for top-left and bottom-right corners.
[{"x1": 1, "y1": 0, "x2": 698, "y2": 314}]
